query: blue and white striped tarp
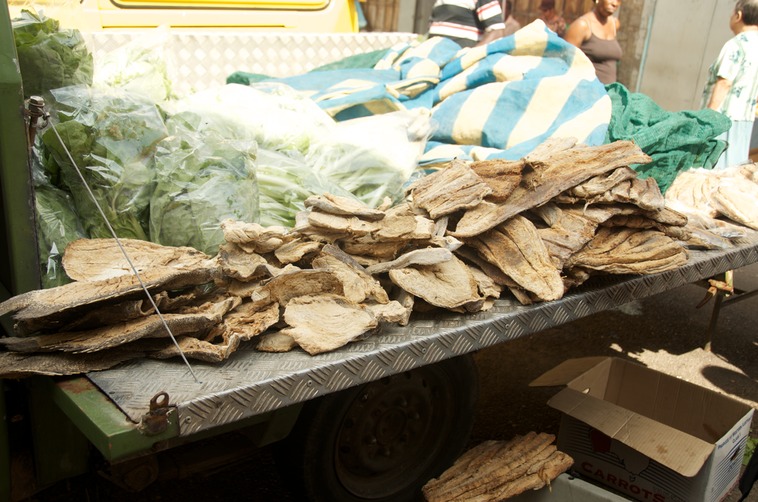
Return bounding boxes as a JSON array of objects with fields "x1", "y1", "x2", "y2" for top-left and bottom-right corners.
[{"x1": 271, "y1": 20, "x2": 611, "y2": 165}]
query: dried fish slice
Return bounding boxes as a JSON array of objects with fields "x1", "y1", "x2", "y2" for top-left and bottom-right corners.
[
  {"x1": 304, "y1": 193, "x2": 385, "y2": 221},
  {"x1": 388, "y1": 255, "x2": 481, "y2": 309},
  {"x1": 468, "y1": 216, "x2": 564, "y2": 302},
  {"x1": 144, "y1": 335, "x2": 241, "y2": 363},
  {"x1": 62, "y1": 238, "x2": 213, "y2": 282},
  {"x1": 217, "y1": 243, "x2": 270, "y2": 282},
  {"x1": 220, "y1": 302, "x2": 281, "y2": 341},
  {"x1": 0, "y1": 266, "x2": 219, "y2": 325},
  {"x1": 256, "y1": 331, "x2": 297, "y2": 352},
  {"x1": 710, "y1": 181, "x2": 758, "y2": 229},
  {"x1": 452, "y1": 141, "x2": 652, "y2": 237},
  {"x1": 469, "y1": 158, "x2": 524, "y2": 202},
  {"x1": 568, "y1": 227, "x2": 688, "y2": 274},
  {"x1": 312, "y1": 249, "x2": 389, "y2": 304},
  {"x1": 281, "y1": 294, "x2": 379, "y2": 355},
  {"x1": 407, "y1": 159, "x2": 492, "y2": 219},
  {"x1": 561, "y1": 166, "x2": 638, "y2": 198},
  {"x1": 220, "y1": 219, "x2": 293, "y2": 253},
  {"x1": 365, "y1": 248, "x2": 453, "y2": 275},
  {"x1": 307, "y1": 210, "x2": 382, "y2": 236},
  {"x1": 250, "y1": 269, "x2": 344, "y2": 309},
  {"x1": 274, "y1": 238, "x2": 322, "y2": 264},
  {"x1": 0, "y1": 349, "x2": 144, "y2": 378},
  {"x1": 0, "y1": 296, "x2": 238, "y2": 354}
]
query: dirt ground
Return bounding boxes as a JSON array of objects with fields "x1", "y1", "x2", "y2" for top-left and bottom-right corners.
[{"x1": 27, "y1": 263, "x2": 758, "y2": 502}]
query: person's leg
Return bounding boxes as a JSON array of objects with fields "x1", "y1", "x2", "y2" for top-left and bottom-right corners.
[{"x1": 717, "y1": 120, "x2": 754, "y2": 169}]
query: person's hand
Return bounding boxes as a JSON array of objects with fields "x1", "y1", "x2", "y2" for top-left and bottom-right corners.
[{"x1": 478, "y1": 28, "x2": 506, "y2": 46}]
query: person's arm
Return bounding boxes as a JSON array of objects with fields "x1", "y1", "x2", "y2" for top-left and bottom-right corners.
[
  {"x1": 477, "y1": 28, "x2": 506, "y2": 45},
  {"x1": 707, "y1": 77, "x2": 733, "y2": 111},
  {"x1": 556, "y1": 15, "x2": 567, "y2": 37},
  {"x1": 564, "y1": 17, "x2": 590, "y2": 48}
]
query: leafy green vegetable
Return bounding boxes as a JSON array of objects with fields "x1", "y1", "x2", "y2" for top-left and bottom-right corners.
[
  {"x1": 256, "y1": 148, "x2": 352, "y2": 228},
  {"x1": 41, "y1": 86, "x2": 168, "y2": 240},
  {"x1": 306, "y1": 110, "x2": 430, "y2": 207},
  {"x1": 12, "y1": 9, "x2": 93, "y2": 97},
  {"x1": 93, "y1": 27, "x2": 176, "y2": 103},
  {"x1": 150, "y1": 111, "x2": 259, "y2": 255},
  {"x1": 34, "y1": 184, "x2": 86, "y2": 288}
]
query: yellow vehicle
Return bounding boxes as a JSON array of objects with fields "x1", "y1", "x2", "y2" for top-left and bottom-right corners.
[{"x1": 11, "y1": 0, "x2": 360, "y2": 31}]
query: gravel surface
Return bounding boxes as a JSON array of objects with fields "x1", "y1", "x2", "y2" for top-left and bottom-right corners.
[{"x1": 24, "y1": 264, "x2": 758, "y2": 502}]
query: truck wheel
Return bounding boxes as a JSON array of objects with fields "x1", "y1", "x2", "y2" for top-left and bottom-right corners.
[{"x1": 277, "y1": 354, "x2": 479, "y2": 502}]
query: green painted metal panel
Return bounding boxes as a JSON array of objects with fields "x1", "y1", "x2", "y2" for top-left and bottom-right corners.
[
  {"x1": 0, "y1": 0, "x2": 41, "y2": 302},
  {"x1": 46, "y1": 377, "x2": 180, "y2": 463}
]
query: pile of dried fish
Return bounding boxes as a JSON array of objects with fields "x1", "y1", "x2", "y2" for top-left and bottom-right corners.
[
  {"x1": 665, "y1": 163, "x2": 758, "y2": 249},
  {"x1": 422, "y1": 432, "x2": 573, "y2": 501},
  {"x1": 0, "y1": 139, "x2": 693, "y2": 377}
]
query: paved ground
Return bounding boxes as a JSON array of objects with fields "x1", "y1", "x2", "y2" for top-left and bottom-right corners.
[{"x1": 27, "y1": 264, "x2": 758, "y2": 501}]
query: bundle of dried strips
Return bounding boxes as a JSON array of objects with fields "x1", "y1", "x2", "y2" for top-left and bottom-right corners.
[{"x1": 422, "y1": 432, "x2": 573, "y2": 501}]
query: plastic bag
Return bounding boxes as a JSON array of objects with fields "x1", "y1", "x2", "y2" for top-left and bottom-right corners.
[
  {"x1": 12, "y1": 9, "x2": 93, "y2": 97},
  {"x1": 305, "y1": 108, "x2": 434, "y2": 207},
  {"x1": 34, "y1": 184, "x2": 87, "y2": 288},
  {"x1": 93, "y1": 26, "x2": 177, "y2": 103},
  {"x1": 166, "y1": 83, "x2": 336, "y2": 156},
  {"x1": 150, "y1": 111, "x2": 259, "y2": 255},
  {"x1": 257, "y1": 148, "x2": 354, "y2": 228},
  {"x1": 41, "y1": 85, "x2": 168, "y2": 240}
]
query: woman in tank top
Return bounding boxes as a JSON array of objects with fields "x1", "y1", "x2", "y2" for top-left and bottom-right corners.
[{"x1": 564, "y1": 0, "x2": 622, "y2": 85}]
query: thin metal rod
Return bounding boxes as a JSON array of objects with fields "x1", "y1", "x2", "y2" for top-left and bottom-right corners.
[{"x1": 49, "y1": 121, "x2": 200, "y2": 384}]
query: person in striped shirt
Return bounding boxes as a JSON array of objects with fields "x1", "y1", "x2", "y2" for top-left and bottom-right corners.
[{"x1": 428, "y1": 0, "x2": 506, "y2": 48}]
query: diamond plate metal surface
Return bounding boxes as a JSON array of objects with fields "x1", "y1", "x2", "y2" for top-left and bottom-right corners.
[
  {"x1": 84, "y1": 31, "x2": 418, "y2": 96},
  {"x1": 87, "y1": 236, "x2": 758, "y2": 436}
]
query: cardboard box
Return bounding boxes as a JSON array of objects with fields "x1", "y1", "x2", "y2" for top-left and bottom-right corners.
[
  {"x1": 510, "y1": 473, "x2": 630, "y2": 501},
  {"x1": 531, "y1": 357, "x2": 754, "y2": 502}
]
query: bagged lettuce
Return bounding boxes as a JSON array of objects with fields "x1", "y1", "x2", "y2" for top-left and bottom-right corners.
[
  {"x1": 305, "y1": 109, "x2": 433, "y2": 207},
  {"x1": 34, "y1": 184, "x2": 86, "y2": 288},
  {"x1": 41, "y1": 85, "x2": 167, "y2": 240},
  {"x1": 12, "y1": 9, "x2": 93, "y2": 97},
  {"x1": 150, "y1": 111, "x2": 259, "y2": 255}
]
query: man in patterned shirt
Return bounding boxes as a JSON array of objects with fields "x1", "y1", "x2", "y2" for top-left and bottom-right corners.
[
  {"x1": 702, "y1": 0, "x2": 758, "y2": 169},
  {"x1": 428, "y1": 0, "x2": 506, "y2": 48}
]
